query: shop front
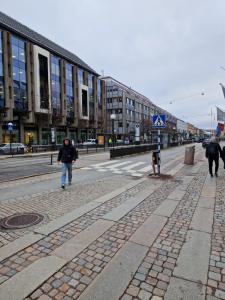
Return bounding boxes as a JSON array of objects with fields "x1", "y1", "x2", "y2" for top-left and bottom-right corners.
[
  {"x1": 2, "y1": 124, "x2": 19, "y2": 143},
  {"x1": 56, "y1": 128, "x2": 67, "y2": 145},
  {"x1": 24, "y1": 127, "x2": 38, "y2": 145}
]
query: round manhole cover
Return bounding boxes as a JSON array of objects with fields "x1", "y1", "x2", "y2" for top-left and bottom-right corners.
[{"x1": 0, "y1": 213, "x2": 44, "y2": 230}]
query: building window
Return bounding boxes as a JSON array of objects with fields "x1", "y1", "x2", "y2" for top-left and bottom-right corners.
[
  {"x1": 12, "y1": 35, "x2": 28, "y2": 112},
  {"x1": 39, "y1": 54, "x2": 49, "y2": 109},
  {"x1": 97, "y1": 79, "x2": 102, "y2": 106},
  {"x1": 77, "y1": 68, "x2": 84, "y2": 85},
  {"x1": 88, "y1": 73, "x2": 94, "y2": 120},
  {"x1": 65, "y1": 63, "x2": 74, "y2": 121},
  {"x1": 0, "y1": 31, "x2": 4, "y2": 108},
  {"x1": 51, "y1": 55, "x2": 61, "y2": 116}
]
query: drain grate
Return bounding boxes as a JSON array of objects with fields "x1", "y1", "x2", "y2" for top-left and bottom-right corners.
[{"x1": 0, "y1": 213, "x2": 44, "y2": 230}]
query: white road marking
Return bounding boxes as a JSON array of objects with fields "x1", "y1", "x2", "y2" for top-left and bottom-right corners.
[
  {"x1": 91, "y1": 160, "x2": 119, "y2": 167},
  {"x1": 106, "y1": 161, "x2": 132, "y2": 169},
  {"x1": 96, "y1": 169, "x2": 108, "y2": 172},
  {"x1": 138, "y1": 165, "x2": 152, "y2": 172},
  {"x1": 131, "y1": 173, "x2": 143, "y2": 177},
  {"x1": 81, "y1": 167, "x2": 92, "y2": 170},
  {"x1": 122, "y1": 162, "x2": 145, "y2": 171},
  {"x1": 112, "y1": 171, "x2": 123, "y2": 174}
]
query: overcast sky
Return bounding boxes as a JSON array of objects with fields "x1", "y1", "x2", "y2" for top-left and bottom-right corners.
[{"x1": 1, "y1": 0, "x2": 225, "y2": 128}]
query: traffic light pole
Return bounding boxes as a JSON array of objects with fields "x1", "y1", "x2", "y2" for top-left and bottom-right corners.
[{"x1": 157, "y1": 129, "x2": 161, "y2": 175}]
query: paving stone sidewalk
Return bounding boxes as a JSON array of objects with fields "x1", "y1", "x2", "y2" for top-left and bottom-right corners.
[{"x1": 0, "y1": 150, "x2": 224, "y2": 300}]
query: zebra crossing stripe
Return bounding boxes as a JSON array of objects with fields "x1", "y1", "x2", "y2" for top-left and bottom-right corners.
[
  {"x1": 91, "y1": 160, "x2": 119, "y2": 167},
  {"x1": 122, "y1": 162, "x2": 145, "y2": 171},
  {"x1": 96, "y1": 169, "x2": 108, "y2": 172},
  {"x1": 131, "y1": 173, "x2": 142, "y2": 177},
  {"x1": 112, "y1": 170, "x2": 123, "y2": 174},
  {"x1": 138, "y1": 165, "x2": 152, "y2": 172},
  {"x1": 106, "y1": 161, "x2": 132, "y2": 169}
]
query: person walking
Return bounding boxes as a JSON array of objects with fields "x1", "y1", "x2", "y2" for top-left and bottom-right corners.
[
  {"x1": 57, "y1": 138, "x2": 76, "y2": 189},
  {"x1": 222, "y1": 145, "x2": 225, "y2": 169},
  {"x1": 205, "y1": 137, "x2": 222, "y2": 177}
]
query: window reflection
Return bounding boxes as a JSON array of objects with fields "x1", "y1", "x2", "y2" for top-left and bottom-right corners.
[
  {"x1": 11, "y1": 35, "x2": 27, "y2": 111},
  {"x1": 0, "y1": 31, "x2": 4, "y2": 108},
  {"x1": 77, "y1": 68, "x2": 84, "y2": 85},
  {"x1": 51, "y1": 55, "x2": 61, "y2": 116}
]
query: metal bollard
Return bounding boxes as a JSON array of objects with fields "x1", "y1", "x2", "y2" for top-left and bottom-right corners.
[{"x1": 50, "y1": 154, "x2": 53, "y2": 165}]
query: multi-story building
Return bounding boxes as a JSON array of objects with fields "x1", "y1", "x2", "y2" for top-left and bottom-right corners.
[
  {"x1": 102, "y1": 76, "x2": 179, "y2": 146},
  {"x1": 0, "y1": 11, "x2": 106, "y2": 145},
  {"x1": 101, "y1": 76, "x2": 159, "y2": 142},
  {"x1": 177, "y1": 119, "x2": 188, "y2": 141}
]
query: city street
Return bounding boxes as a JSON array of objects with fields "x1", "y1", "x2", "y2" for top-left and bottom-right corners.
[
  {"x1": 0, "y1": 144, "x2": 225, "y2": 299},
  {"x1": 0, "y1": 144, "x2": 200, "y2": 202},
  {"x1": 0, "y1": 2, "x2": 225, "y2": 299}
]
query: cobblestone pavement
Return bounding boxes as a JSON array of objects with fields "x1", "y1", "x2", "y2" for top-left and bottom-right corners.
[
  {"x1": 206, "y1": 169, "x2": 225, "y2": 300},
  {"x1": 0, "y1": 175, "x2": 131, "y2": 247},
  {"x1": 1, "y1": 148, "x2": 224, "y2": 300},
  {"x1": 122, "y1": 166, "x2": 207, "y2": 299},
  {"x1": 24, "y1": 180, "x2": 177, "y2": 300}
]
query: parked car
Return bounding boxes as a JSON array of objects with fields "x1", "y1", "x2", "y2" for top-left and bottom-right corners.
[
  {"x1": 0, "y1": 143, "x2": 27, "y2": 154},
  {"x1": 202, "y1": 139, "x2": 211, "y2": 149},
  {"x1": 116, "y1": 139, "x2": 123, "y2": 145},
  {"x1": 83, "y1": 139, "x2": 96, "y2": 146}
]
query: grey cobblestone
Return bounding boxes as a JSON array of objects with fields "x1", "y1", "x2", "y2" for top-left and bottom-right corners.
[
  {"x1": 206, "y1": 170, "x2": 225, "y2": 298},
  {"x1": 122, "y1": 166, "x2": 207, "y2": 299},
  {"x1": 0, "y1": 175, "x2": 131, "y2": 246},
  {"x1": 25, "y1": 178, "x2": 177, "y2": 299}
]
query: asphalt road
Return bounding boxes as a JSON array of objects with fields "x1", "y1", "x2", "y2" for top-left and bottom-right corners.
[
  {"x1": 0, "y1": 144, "x2": 204, "y2": 203},
  {"x1": 0, "y1": 144, "x2": 201, "y2": 183}
]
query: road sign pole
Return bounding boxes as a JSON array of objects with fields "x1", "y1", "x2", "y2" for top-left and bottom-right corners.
[
  {"x1": 157, "y1": 129, "x2": 161, "y2": 175},
  {"x1": 10, "y1": 130, "x2": 12, "y2": 156}
]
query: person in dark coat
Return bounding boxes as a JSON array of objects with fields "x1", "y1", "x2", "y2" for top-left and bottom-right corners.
[
  {"x1": 205, "y1": 138, "x2": 222, "y2": 177},
  {"x1": 57, "y1": 138, "x2": 76, "y2": 189},
  {"x1": 222, "y1": 146, "x2": 225, "y2": 169}
]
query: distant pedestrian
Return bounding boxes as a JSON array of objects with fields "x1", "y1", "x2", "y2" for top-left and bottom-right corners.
[
  {"x1": 108, "y1": 137, "x2": 112, "y2": 146},
  {"x1": 205, "y1": 137, "x2": 222, "y2": 177},
  {"x1": 151, "y1": 150, "x2": 159, "y2": 176},
  {"x1": 57, "y1": 138, "x2": 76, "y2": 189}
]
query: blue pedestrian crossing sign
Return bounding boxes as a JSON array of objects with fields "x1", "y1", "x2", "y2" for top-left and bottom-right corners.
[
  {"x1": 152, "y1": 114, "x2": 166, "y2": 128},
  {"x1": 7, "y1": 122, "x2": 13, "y2": 131}
]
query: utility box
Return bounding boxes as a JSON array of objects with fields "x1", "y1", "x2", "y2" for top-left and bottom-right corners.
[{"x1": 184, "y1": 146, "x2": 195, "y2": 165}]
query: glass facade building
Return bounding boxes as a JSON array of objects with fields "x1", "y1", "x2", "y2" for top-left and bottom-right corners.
[
  {"x1": 88, "y1": 73, "x2": 94, "y2": 120},
  {"x1": 51, "y1": 55, "x2": 61, "y2": 116},
  {"x1": 0, "y1": 11, "x2": 103, "y2": 145},
  {"x1": 97, "y1": 79, "x2": 102, "y2": 106},
  {"x1": 77, "y1": 68, "x2": 84, "y2": 85},
  {"x1": 12, "y1": 35, "x2": 28, "y2": 112},
  {"x1": 0, "y1": 31, "x2": 4, "y2": 108},
  {"x1": 65, "y1": 63, "x2": 74, "y2": 121}
]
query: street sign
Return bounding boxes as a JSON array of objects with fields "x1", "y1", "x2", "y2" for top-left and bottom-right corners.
[
  {"x1": 7, "y1": 122, "x2": 13, "y2": 131},
  {"x1": 51, "y1": 128, "x2": 55, "y2": 143},
  {"x1": 135, "y1": 123, "x2": 140, "y2": 142},
  {"x1": 151, "y1": 114, "x2": 166, "y2": 176},
  {"x1": 152, "y1": 114, "x2": 166, "y2": 128}
]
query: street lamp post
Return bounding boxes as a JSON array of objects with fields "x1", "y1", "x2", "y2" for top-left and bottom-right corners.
[{"x1": 110, "y1": 113, "x2": 116, "y2": 149}]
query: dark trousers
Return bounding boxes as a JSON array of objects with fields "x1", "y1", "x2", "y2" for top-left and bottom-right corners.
[{"x1": 208, "y1": 156, "x2": 219, "y2": 175}]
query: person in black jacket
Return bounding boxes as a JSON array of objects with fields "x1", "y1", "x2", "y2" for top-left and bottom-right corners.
[
  {"x1": 222, "y1": 146, "x2": 225, "y2": 169},
  {"x1": 205, "y1": 138, "x2": 222, "y2": 177},
  {"x1": 57, "y1": 138, "x2": 76, "y2": 189}
]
